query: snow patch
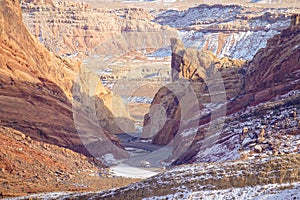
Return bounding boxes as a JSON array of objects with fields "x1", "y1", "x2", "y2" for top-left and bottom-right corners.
[
  {"x1": 99, "y1": 153, "x2": 119, "y2": 166},
  {"x1": 110, "y1": 163, "x2": 159, "y2": 179}
]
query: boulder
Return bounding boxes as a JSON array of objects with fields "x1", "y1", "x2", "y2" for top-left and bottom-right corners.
[{"x1": 254, "y1": 145, "x2": 263, "y2": 153}]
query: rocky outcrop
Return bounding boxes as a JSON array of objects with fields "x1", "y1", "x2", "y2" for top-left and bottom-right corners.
[
  {"x1": 244, "y1": 20, "x2": 300, "y2": 105},
  {"x1": 57, "y1": 154, "x2": 300, "y2": 199},
  {"x1": 21, "y1": 2, "x2": 169, "y2": 58},
  {"x1": 143, "y1": 16, "x2": 300, "y2": 163},
  {"x1": 0, "y1": 126, "x2": 138, "y2": 198},
  {"x1": 0, "y1": 0, "x2": 134, "y2": 157},
  {"x1": 170, "y1": 38, "x2": 245, "y2": 82},
  {"x1": 153, "y1": 4, "x2": 294, "y2": 60},
  {"x1": 143, "y1": 39, "x2": 246, "y2": 145},
  {"x1": 291, "y1": 14, "x2": 300, "y2": 26}
]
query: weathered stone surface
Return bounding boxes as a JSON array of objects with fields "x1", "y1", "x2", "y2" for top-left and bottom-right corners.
[
  {"x1": 153, "y1": 4, "x2": 294, "y2": 60},
  {"x1": 245, "y1": 21, "x2": 300, "y2": 106},
  {"x1": 0, "y1": 0, "x2": 134, "y2": 157},
  {"x1": 143, "y1": 16, "x2": 300, "y2": 163},
  {"x1": 143, "y1": 38, "x2": 246, "y2": 145},
  {"x1": 254, "y1": 145, "x2": 263, "y2": 153},
  {"x1": 21, "y1": 1, "x2": 171, "y2": 58},
  {"x1": 291, "y1": 14, "x2": 300, "y2": 26},
  {"x1": 0, "y1": 126, "x2": 138, "y2": 198}
]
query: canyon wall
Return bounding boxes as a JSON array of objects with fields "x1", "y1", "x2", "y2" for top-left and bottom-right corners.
[
  {"x1": 21, "y1": 3, "x2": 296, "y2": 61},
  {"x1": 143, "y1": 38, "x2": 246, "y2": 145},
  {"x1": 245, "y1": 15, "x2": 300, "y2": 104},
  {"x1": 0, "y1": 0, "x2": 133, "y2": 158},
  {"x1": 153, "y1": 4, "x2": 293, "y2": 60},
  {"x1": 21, "y1": 1, "x2": 170, "y2": 58},
  {"x1": 143, "y1": 18, "x2": 300, "y2": 164}
]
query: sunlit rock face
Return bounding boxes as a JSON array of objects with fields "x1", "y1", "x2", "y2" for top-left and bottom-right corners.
[
  {"x1": 22, "y1": 2, "x2": 293, "y2": 61},
  {"x1": 143, "y1": 18, "x2": 300, "y2": 164},
  {"x1": 0, "y1": 0, "x2": 134, "y2": 158},
  {"x1": 153, "y1": 4, "x2": 292, "y2": 60}
]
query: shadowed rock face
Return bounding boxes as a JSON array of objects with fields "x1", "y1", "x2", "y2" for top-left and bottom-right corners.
[
  {"x1": 291, "y1": 14, "x2": 300, "y2": 26},
  {"x1": 143, "y1": 38, "x2": 246, "y2": 145},
  {"x1": 245, "y1": 21, "x2": 300, "y2": 105},
  {"x1": 143, "y1": 19, "x2": 300, "y2": 163},
  {"x1": 0, "y1": 0, "x2": 133, "y2": 158}
]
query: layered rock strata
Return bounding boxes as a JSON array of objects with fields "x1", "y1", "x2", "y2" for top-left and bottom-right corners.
[
  {"x1": 0, "y1": 0, "x2": 134, "y2": 158},
  {"x1": 143, "y1": 18, "x2": 300, "y2": 164}
]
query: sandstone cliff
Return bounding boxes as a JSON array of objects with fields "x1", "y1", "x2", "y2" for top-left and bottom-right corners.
[
  {"x1": 143, "y1": 18, "x2": 300, "y2": 163},
  {"x1": 143, "y1": 39, "x2": 246, "y2": 145},
  {"x1": 153, "y1": 4, "x2": 295, "y2": 60},
  {"x1": 21, "y1": 3, "x2": 297, "y2": 61},
  {"x1": 0, "y1": 0, "x2": 134, "y2": 158},
  {"x1": 244, "y1": 19, "x2": 300, "y2": 105},
  {"x1": 21, "y1": 1, "x2": 168, "y2": 58}
]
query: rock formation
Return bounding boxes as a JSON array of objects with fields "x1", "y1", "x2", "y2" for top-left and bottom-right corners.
[
  {"x1": 21, "y1": 1, "x2": 172, "y2": 58},
  {"x1": 244, "y1": 18, "x2": 300, "y2": 105},
  {"x1": 143, "y1": 15, "x2": 300, "y2": 163},
  {"x1": 0, "y1": 0, "x2": 134, "y2": 158},
  {"x1": 153, "y1": 4, "x2": 295, "y2": 60},
  {"x1": 0, "y1": 126, "x2": 137, "y2": 198},
  {"x1": 143, "y1": 39, "x2": 246, "y2": 145},
  {"x1": 20, "y1": 3, "x2": 296, "y2": 60},
  {"x1": 291, "y1": 14, "x2": 300, "y2": 26}
]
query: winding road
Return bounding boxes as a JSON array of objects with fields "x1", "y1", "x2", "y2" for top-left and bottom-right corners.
[
  {"x1": 116, "y1": 133, "x2": 173, "y2": 168},
  {"x1": 117, "y1": 133, "x2": 162, "y2": 152}
]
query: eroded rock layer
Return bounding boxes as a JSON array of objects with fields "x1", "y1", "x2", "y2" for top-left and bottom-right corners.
[
  {"x1": 153, "y1": 4, "x2": 295, "y2": 60},
  {"x1": 0, "y1": 126, "x2": 138, "y2": 198},
  {"x1": 21, "y1": 1, "x2": 169, "y2": 58},
  {"x1": 143, "y1": 39, "x2": 246, "y2": 145},
  {"x1": 143, "y1": 19, "x2": 300, "y2": 164},
  {"x1": 0, "y1": 0, "x2": 134, "y2": 157}
]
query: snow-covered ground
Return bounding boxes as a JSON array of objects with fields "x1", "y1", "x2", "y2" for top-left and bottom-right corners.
[
  {"x1": 5, "y1": 192, "x2": 82, "y2": 200},
  {"x1": 171, "y1": 89, "x2": 300, "y2": 164},
  {"x1": 153, "y1": 4, "x2": 291, "y2": 60},
  {"x1": 8, "y1": 153, "x2": 300, "y2": 199},
  {"x1": 110, "y1": 163, "x2": 159, "y2": 179},
  {"x1": 10, "y1": 182, "x2": 300, "y2": 200},
  {"x1": 124, "y1": 96, "x2": 153, "y2": 104},
  {"x1": 179, "y1": 30, "x2": 280, "y2": 60},
  {"x1": 98, "y1": 153, "x2": 120, "y2": 166},
  {"x1": 144, "y1": 182, "x2": 300, "y2": 200}
]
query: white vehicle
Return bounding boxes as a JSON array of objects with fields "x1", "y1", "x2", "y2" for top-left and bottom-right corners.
[{"x1": 140, "y1": 160, "x2": 150, "y2": 168}]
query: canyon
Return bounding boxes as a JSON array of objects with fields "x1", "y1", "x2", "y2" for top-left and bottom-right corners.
[
  {"x1": 0, "y1": 0, "x2": 300, "y2": 198},
  {"x1": 21, "y1": 1, "x2": 299, "y2": 61},
  {"x1": 0, "y1": 0, "x2": 137, "y2": 197},
  {"x1": 143, "y1": 14, "x2": 300, "y2": 165},
  {"x1": 20, "y1": 0, "x2": 300, "y2": 128}
]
